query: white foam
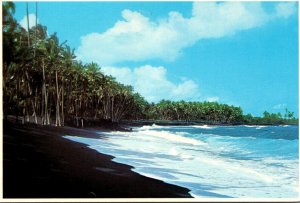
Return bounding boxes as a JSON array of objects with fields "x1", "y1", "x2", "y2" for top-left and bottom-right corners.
[
  {"x1": 169, "y1": 148, "x2": 179, "y2": 156},
  {"x1": 256, "y1": 126, "x2": 268, "y2": 129},
  {"x1": 133, "y1": 171, "x2": 164, "y2": 181},
  {"x1": 197, "y1": 156, "x2": 274, "y2": 183},
  {"x1": 193, "y1": 125, "x2": 215, "y2": 129},
  {"x1": 138, "y1": 124, "x2": 160, "y2": 130},
  {"x1": 101, "y1": 131, "x2": 131, "y2": 136},
  {"x1": 63, "y1": 125, "x2": 299, "y2": 198},
  {"x1": 243, "y1": 125, "x2": 268, "y2": 129},
  {"x1": 140, "y1": 130, "x2": 206, "y2": 146},
  {"x1": 243, "y1": 125, "x2": 256, "y2": 128},
  {"x1": 189, "y1": 193, "x2": 203, "y2": 198}
]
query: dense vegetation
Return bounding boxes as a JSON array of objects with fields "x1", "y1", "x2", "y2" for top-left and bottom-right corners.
[
  {"x1": 3, "y1": 2, "x2": 298, "y2": 127},
  {"x1": 3, "y1": 2, "x2": 149, "y2": 127},
  {"x1": 138, "y1": 100, "x2": 297, "y2": 125}
]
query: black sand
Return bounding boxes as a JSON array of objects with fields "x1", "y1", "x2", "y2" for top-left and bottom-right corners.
[{"x1": 3, "y1": 121, "x2": 192, "y2": 198}]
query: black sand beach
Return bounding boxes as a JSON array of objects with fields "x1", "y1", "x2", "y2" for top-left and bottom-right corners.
[{"x1": 3, "y1": 120, "x2": 192, "y2": 198}]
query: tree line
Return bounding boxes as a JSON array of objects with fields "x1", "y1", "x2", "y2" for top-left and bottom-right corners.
[
  {"x1": 243, "y1": 110, "x2": 297, "y2": 125},
  {"x1": 136, "y1": 100, "x2": 297, "y2": 125},
  {"x1": 3, "y1": 2, "x2": 298, "y2": 127},
  {"x1": 3, "y1": 2, "x2": 148, "y2": 127},
  {"x1": 144, "y1": 100, "x2": 243, "y2": 124}
]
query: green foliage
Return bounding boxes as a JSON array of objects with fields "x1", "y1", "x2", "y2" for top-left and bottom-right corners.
[
  {"x1": 242, "y1": 110, "x2": 298, "y2": 125},
  {"x1": 141, "y1": 100, "x2": 244, "y2": 124},
  {"x1": 3, "y1": 2, "x2": 298, "y2": 126},
  {"x1": 2, "y1": 2, "x2": 146, "y2": 124}
]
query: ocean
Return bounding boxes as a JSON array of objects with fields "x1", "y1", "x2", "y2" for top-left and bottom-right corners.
[{"x1": 64, "y1": 124, "x2": 299, "y2": 198}]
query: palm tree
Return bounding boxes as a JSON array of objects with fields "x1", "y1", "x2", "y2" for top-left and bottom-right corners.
[
  {"x1": 3, "y1": 2, "x2": 17, "y2": 119},
  {"x1": 26, "y1": 2, "x2": 30, "y2": 46},
  {"x1": 61, "y1": 45, "x2": 75, "y2": 126},
  {"x1": 33, "y1": 25, "x2": 49, "y2": 124},
  {"x1": 46, "y1": 33, "x2": 64, "y2": 126}
]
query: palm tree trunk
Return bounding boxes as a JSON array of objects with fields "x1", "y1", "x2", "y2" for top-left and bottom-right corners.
[
  {"x1": 116, "y1": 101, "x2": 130, "y2": 122},
  {"x1": 175, "y1": 108, "x2": 180, "y2": 120},
  {"x1": 15, "y1": 77, "x2": 19, "y2": 123},
  {"x1": 111, "y1": 97, "x2": 114, "y2": 122},
  {"x1": 3, "y1": 64, "x2": 8, "y2": 120},
  {"x1": 26, "y1": 2, "x2": 30, "y2": 46},
  {"x1": 34, "y1": 88, "x2": 38, "y2": 123},
  {"x1": 42, "y1": 61, "x2": 45, "y2": 124},
  {"x1": 55, "y1": 70, "x2": 61, "y2": 126},
  {"x1": 25, "y1": 99, "x2": 29, "y2": 123},
  {"x1": 42, "y1": 61, "x2": 50, "y2": 125},
  {"x1": 31, "y1": 100, "x2": 37, "y2": 123},
  {"x1": 30, "y1": 87, "x2": 38, "y2": 124},
  {"x1": 41, "y1": 88, "x2": 44, "y2": 124},
  {"x1": 35, "y1": 2, "x2": 37, "y2": 54},
  {"x1": 75, "y1": 99, "x2": 79, "y2": 127},
  {"x1": 61, "y1": 79, "x2": 64, "y2": 126}
]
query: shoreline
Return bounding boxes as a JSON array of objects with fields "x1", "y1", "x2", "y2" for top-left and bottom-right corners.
[
  {"x1": 3, "y1": 120, "x2": 192, "y2": 198},
  {"x1": 120, "y1": 120, "x2": 299, "y2": 127}
]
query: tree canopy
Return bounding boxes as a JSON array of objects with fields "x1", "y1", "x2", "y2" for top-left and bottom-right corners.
[{"x1": 2, "y1": 2, "x2": 298, "y2": 126}]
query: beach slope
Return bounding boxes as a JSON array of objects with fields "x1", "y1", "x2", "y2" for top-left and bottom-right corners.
[{"x1": 3, "y1": 121, "x2": 192, "y2": 198}]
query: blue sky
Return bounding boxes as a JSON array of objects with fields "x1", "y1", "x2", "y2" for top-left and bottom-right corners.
[{"x1": 14, "y1": 1, "x2": 298, "y2": 117}]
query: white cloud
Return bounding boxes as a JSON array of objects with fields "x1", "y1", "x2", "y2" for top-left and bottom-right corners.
[
  {"x1": 101, "y1": 65, "x2": 200, "y2": 102},
  {"x1": 273, "y1": 103, "x2": 287, "y2": 109},
  {"x1": 20, "y1": 13, "x2": 39, "y2": 31},
  {"x1": 76, "y1": 2, "x2": 296, "y2": 65},
  {"x1": 207, "y1": 97, "x2": 219, "y2": 102},
  {"x1": 275, "y1": 2, "x2": 297, "y2": 18}
]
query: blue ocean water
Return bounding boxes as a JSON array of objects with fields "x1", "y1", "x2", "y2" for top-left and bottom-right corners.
[{"x1": 65, "y1": 124, "x2": 299, "y2": 198}]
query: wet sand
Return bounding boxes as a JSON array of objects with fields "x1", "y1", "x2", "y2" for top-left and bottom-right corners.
[{"x1": 3, "y1": 121, "x2": 192, "y2": 198}]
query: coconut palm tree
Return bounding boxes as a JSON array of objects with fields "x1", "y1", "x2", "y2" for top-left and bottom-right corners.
[{"x1": 46, "y1": 33, "x2": 64, "y2": 126}]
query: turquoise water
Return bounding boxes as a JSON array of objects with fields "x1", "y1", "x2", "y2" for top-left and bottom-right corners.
[{"x1": 65, "y1": 125, "x2": 299, "y2": 198}]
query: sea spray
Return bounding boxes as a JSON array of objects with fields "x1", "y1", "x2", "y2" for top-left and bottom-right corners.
[{"x1": 64, "y1": 125, "x2": 298, "y2": 198}]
